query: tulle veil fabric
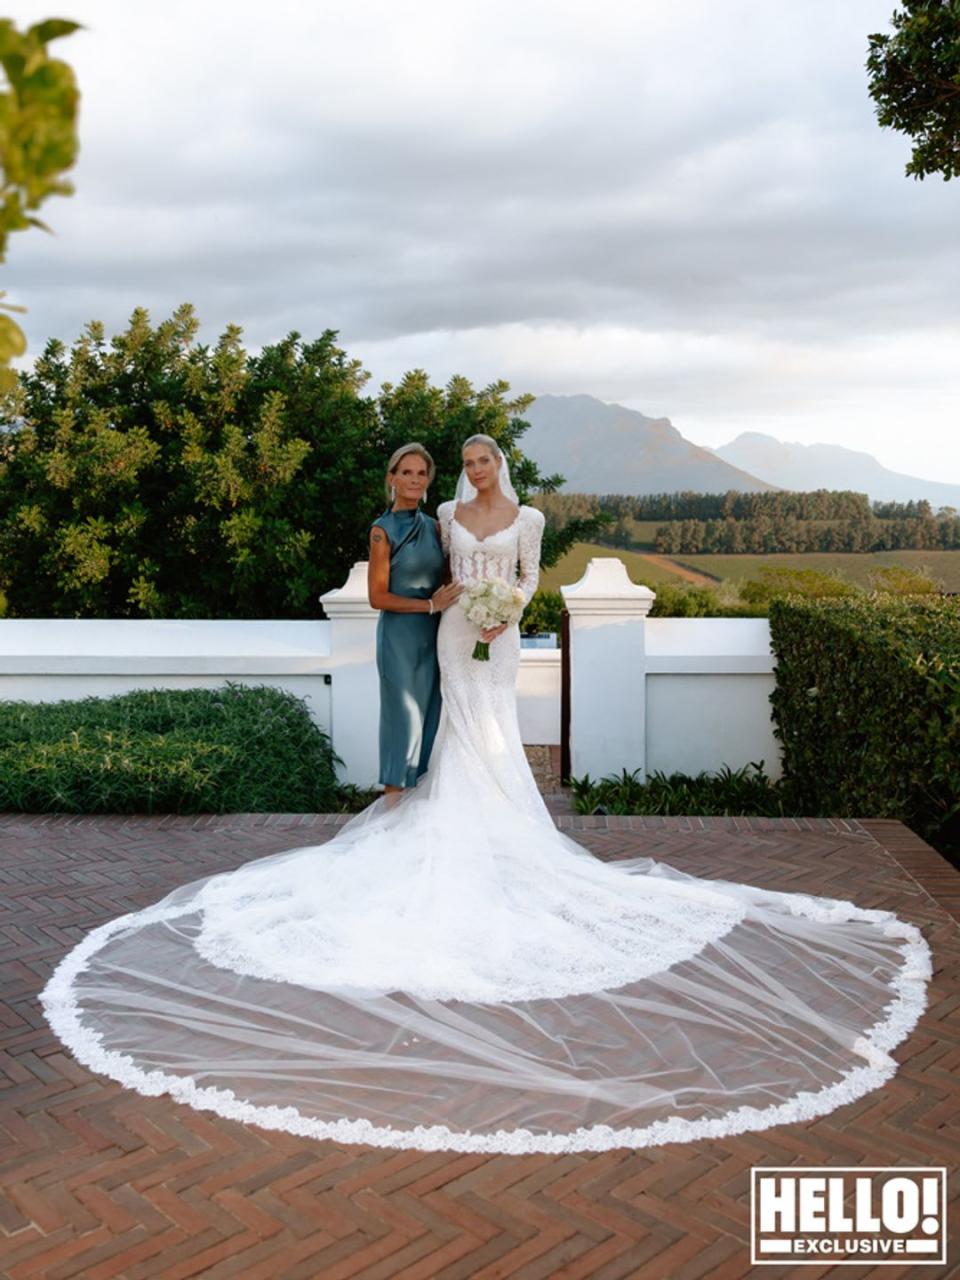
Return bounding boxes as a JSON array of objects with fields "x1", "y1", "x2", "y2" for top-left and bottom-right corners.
[
  {"x1": 38, "y1": 464, "x2": 933, "y2": 1155},
  {"x1": 454, "y1": 450, "x2": 519, "y2": 505}
]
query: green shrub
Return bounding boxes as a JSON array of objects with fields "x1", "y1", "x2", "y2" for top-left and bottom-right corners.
[
  {"x1": 571, "y1": 761, "x2": 790, "y2": 816},
  {"x1": 768, "y1": 593, "x2": 960, "y2": 855},
  {"x1": 646, "y1": 581, "x2": 771, "y2": 617},
  {"x1": 740, "y1": 566, "x2": 859, "y2": 606},
  {"x1": 0, "y1": 680, "x2": 351, "y2": 814},
  {"x1": 648, "y1": 582, "x2": 715, "y2": 617},
  {"x1": 521, "y1": 589, "x2": 564, "y2": 635},
  {"x1": 867, "y1": 565, "x2": 943, "y2": 595}
]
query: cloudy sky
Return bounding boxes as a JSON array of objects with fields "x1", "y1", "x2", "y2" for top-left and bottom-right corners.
[{"x1": 6, "y1": 0, "x2": 958, "y2": 481}]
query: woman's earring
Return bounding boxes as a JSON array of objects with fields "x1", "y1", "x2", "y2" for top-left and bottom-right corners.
[
  {"x1": 389, "y1": 484, "x2": 396, "y2": 502},
  {"x1": 422, "y1": 489, "x2": 428, "y2": 503}
]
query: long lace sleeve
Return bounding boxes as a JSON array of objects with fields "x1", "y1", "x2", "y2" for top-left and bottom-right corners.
[
  {"x1": 516, "y1": 506, "x2": 545, "y2": 604},
  {"x1": 437, "y1": 501, "x2": 455, "y2": 556}
]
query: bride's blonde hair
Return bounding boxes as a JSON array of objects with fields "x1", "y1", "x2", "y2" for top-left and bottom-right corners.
[
  {"x1": 461, "y1": 433, "x2": 502, "y2": 460},
  {"x1": 385, "y1": 442, "x2": 436, "y2": 501}
]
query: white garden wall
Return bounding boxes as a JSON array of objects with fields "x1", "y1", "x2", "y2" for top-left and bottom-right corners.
[{"x1": 0, "y1": 557, "x2": 782, "y2": 787}]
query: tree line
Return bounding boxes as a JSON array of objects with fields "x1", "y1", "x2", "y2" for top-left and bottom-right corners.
[
  {"x1": 534, "y1": 491, "x2": 960, "y2": 552},
  {"x1": 537, "y1": 490, "x2": 952, "y2": 523},
  {"x1": 652, "y1": 515, "x2": 960, "y2": 555}
]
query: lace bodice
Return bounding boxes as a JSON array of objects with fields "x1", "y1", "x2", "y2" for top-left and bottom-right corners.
[{"x1": 437, "y1": 501, "x2": 545, "y2": 603}]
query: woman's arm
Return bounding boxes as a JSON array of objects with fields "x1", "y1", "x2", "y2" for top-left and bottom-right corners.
[
  {"x1": 435, "y1": 519, "x2": 454, "y2": 586},
  {"x1": 516, "y1": 506, "x2": 546, "y2": 604},
  {"x1": 480, "y1": 507, "x2": 546, "y2": 643},
  {"x1": 367, "y1": 527, "x2": 461, "y2": 613},
  {"x1": 368, "y1": 527, "x2": 429, "y2": 612}
]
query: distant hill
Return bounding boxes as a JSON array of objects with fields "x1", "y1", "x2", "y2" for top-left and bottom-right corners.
[
  {"x1": 522, "y1": 394, "x2": 960, "y2": 508},
  {"x1": 709, "y1": 432, "x2": 960, "y2": 509},
  {"x1": 523, "y1": 394, "x2": 777, "y2": 495}
]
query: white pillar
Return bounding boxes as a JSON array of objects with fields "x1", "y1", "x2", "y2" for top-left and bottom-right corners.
[
  {"x1": 320, "y1": 561, "x2": 379, "y2": 787},
  {"x1": 561, "y1": 558, "x2": 655, "y2": 781}
]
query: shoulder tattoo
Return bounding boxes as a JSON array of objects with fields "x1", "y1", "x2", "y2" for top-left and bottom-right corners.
[{"x1": 371, "y1": 528, "x2": 385, "y2": 543}]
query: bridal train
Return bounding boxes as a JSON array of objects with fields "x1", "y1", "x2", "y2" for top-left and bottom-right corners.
[{"x1": 39, "y1": 497, "x2": 933, "y2": 1154}]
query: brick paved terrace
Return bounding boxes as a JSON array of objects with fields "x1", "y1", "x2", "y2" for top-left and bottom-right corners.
[{"x1": 1, "y1": 786, "x2": 958, "y2": 1279}]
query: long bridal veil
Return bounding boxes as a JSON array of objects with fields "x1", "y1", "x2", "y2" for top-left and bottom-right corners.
[
  {"x1": 40, "y1": 695, "x2": 932, "y2": 1155},
  {"x1": 38, "y1": 450, "x2": 934, "y2": 1155}
]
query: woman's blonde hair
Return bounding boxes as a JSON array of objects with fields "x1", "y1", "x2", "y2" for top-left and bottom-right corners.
[
  {"x1": 385, "y1": 442, "x2": 436, "y2": 502},
  {"x1": 461, "y1": 433, "x2": 502, "y2": 460}
]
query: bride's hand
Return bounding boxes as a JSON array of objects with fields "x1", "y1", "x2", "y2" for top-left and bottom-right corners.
[
  {"x1": 431, "y1": 583, "x2": 464, "y2": 612},
  {"x1": 479, "y1": 623, "x2": 508, "y2": 643}
]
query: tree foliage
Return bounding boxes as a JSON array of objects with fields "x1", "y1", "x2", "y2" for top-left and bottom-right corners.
[
  {"x1": 867, "y1": 0, "x2": 960, "y2": 179},
  {"x1": 651, "y1": 514, "x2": 958, "y2": 554},
  {"x1": 0, "y1": 304, "x2": 603, "y2": 618},
  {"x1": 0, "y1": 17, "x2": 82, "y2": 379},
  {"x1": 533, "y1": 490, "x2": 960, "y2": 553}
]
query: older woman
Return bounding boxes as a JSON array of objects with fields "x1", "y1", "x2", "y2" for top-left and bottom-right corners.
[{"x1": 367, "y1": 443, "x2": 462, "y2": 792}]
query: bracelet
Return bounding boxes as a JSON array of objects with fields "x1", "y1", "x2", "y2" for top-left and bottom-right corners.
[{"x1": 428, "y1": 598, "x2": 435, "y2": 614}]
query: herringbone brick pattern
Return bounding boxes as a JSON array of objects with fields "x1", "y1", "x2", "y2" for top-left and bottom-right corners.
[{"x1": 1, "y1": 807, "x2": 957, "y2": 1280}]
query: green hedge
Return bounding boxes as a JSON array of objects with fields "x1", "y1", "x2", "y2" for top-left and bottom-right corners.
[
  {"x1": 768, "y1": 594, "x2": 960, "y2": 849},
  {"x1": 571, "y1": 761, "x2": 790, "y2": 816},
  {"x1": 521, "y1": 589, "x2": 564, "y2": 635},
  {"x1": 0, "y1": 681, "x2": 349, "y2": 814},
  {"x1": 521, "y1": 584, "x2": 769, "y2": 636}
]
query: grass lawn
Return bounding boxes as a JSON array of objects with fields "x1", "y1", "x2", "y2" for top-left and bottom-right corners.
[
  {"x1": 540, "y1": 543, "x2": 685, "y2": 592},
  {"x1": 540, "y1": 544, "x2": 960, "y2": 595},
  {"x1": 674, "y1": 549, "x2": 960, "y2": 591}
]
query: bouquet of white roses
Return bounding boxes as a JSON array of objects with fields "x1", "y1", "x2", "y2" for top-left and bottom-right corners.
[{"x1": 460, "y1": 577, "x2": 526, "y2": 660}]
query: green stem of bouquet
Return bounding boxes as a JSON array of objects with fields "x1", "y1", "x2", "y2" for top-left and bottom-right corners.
[{"x1": 472, "y1": 640, "x2": 491, "y2": 661}]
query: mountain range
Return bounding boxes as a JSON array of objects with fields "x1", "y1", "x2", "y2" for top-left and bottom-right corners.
[{"x1": 523, "y1": 394, "x2": 960, "y2": 508}]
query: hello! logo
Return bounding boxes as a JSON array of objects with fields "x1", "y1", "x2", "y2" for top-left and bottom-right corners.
[{"x1": 751, "y1": 1167, "x2": 947, "y2": 1266}]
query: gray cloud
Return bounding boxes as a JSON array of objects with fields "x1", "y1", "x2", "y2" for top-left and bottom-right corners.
[{"x1": 4, "y1": 0, "x2": 958, "y2": 478}]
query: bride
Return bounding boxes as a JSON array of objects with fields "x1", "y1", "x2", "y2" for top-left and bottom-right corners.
[{"x1": 40, "y1": 435, "x2": 933, "y2": 1155}]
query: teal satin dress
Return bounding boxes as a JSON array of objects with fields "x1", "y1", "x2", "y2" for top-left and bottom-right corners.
[{"x1": 372, "y1": 506, "x2": 445, "y2": 788}]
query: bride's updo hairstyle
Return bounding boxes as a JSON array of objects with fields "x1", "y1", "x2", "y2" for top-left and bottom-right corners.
[
  {"x1": 384, "y1": 442, "x2": 436, "y2": 501},
  {"x1": 461, "y1": 433, "x2": 502, "y2": 460}
]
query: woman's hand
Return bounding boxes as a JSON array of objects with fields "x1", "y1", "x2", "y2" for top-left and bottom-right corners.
[
  {"x1": 431, "y1": 582, "x2": 464, "y2": 612},
  {"x1": 479, "y1": 622, "x2": 509, "y2": 643}
]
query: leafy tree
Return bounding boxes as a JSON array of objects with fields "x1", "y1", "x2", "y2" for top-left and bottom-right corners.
[
  {"x1": 520, "y1": 588, "x2": 564, "y2": 636},
  {"x1": 739, "y1": 566, "x2": 860, "y2": 606},
  {"x1": 0, "y1": 17, "x2": 82, "y2": 381},
  {"x1": 0, "y1": 305, "x2": 604, "y2": 618},
  {"x1": 868, "y1": 563, "x2": 943, "y2": 593},
  {"x1": 867, "y1": 0, "x2": 960, "y2": 179}
]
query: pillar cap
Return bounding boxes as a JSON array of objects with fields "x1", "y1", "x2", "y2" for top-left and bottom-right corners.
[
  {"x1": 561, "y1": 557, "x2": 655, "y2": 616},
  {"x1": 320, "y1": 561, "x2": 377, "y2": 619}
]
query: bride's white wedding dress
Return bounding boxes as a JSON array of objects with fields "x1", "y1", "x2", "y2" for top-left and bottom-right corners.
[{"x1": 40, "y1": 501, "x2": 933, "y2": 1155}]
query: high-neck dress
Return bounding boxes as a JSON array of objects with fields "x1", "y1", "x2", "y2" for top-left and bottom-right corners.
[{"x1": 370, "y1": 505, "x2": 445, "y2": 788}]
